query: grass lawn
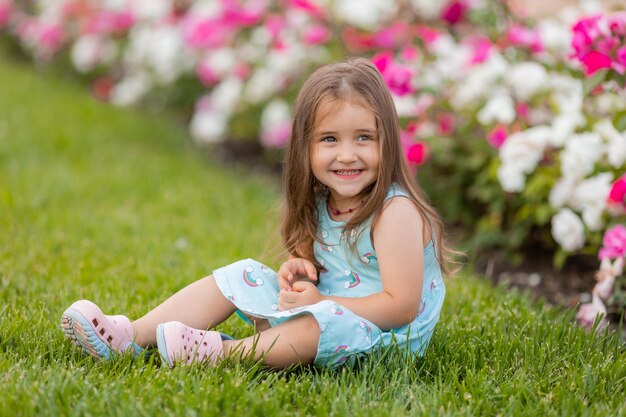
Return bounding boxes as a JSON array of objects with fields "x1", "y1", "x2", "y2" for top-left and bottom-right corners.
[{"x1": 1, "y1": 47, "x2": 625, "y2": 417}]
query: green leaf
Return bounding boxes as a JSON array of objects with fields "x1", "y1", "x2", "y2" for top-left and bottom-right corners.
[
  {"x1": 583, "y1": 69, "x2": 609, "y2": 96},
  {"x1": 614, "y1": 110, "x2": 626, "y2": 132}
]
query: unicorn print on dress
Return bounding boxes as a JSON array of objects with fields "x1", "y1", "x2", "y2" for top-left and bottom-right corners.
[
  {"x1": 243, "y1": 266, "x2": 264, "y2": 287},
  {"x1": 361, "y1": 252, "x2": 377, "y2": 264},
  {"x1": 343, "y1": 270, "x2": 361, "y2": 289}
]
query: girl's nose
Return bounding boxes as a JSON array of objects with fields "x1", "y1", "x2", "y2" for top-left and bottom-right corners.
[{"x1": 337, "y1": 142, "x2": 357, "y2": 162}]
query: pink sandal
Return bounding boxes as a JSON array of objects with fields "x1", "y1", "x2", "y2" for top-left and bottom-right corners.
[
  {"x1": 156, "y1": 321, "x2": 224, "y2": 367},
  {"x1": 60, "y1": 300, "x2": 142, "y2": 359}
]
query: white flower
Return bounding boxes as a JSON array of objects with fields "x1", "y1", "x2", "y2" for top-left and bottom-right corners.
[
  {"x1": 260, "y1": 99, "x2": 292, "y2": 148},
  {"x1": 410, "y1": 0, "x2": 445, "y2": 20},
  {"x1": 125, "y1": 25, "x2": 192, "y2": 85},
  {"x1": 451, "y1": 53, "x2": 508, "y2": 109},
  {"x1": 110, "y1": 73, "x2": 151, "y2": 106},
  {"x1": 333, "y1": 0, "x2": 398, "y2": 29},
  {"x1": 128, "y1": 0, "x2": 173, "y2": 21},
  {"x1": 571, "y1": 172, "x2": 612, "y2": 230},
  {"x1": 560, "y1": 133, "x2": 605, "y2": 180},
  {"x1": 497, "y1": 126, "x2": 551, "y2": 192},
  {"x1": 199, "y1": 48, "x2": 238, "y2": 80},
  {"x1": 551, "y1": 208, "x2": 585, "y2": 252},
  {"x1": 549, "y1": 177, "x2": 577, "y2": 209},
  {"x1": 393, "y1": 95, "x2": 420, "y2": 117},
  {"x1": 70, "y1": 35, "x2": 117, "y2": 73},
  {"x1": 537, "y1": 19, "x2": 572, "y2": 59},
  {"x1": 190, "y1": 107, "x2": 229, "y2": 145},
  {"x1": 497, "y1": 163, "x2": 527, "y2": 193},
  {"x1": 211, "y1": 76, "x2": 243, "y2": 114},
  {"x1": 507, "y1": 62, "x2": 548, "y2": 101},
  {"x1": 245, "y1": 67, "x2": 282, "y2": 103},
  {"x1": 477, "y1": 94, "x2": 516, "y2": 125},
  {"x1": 549, "y1": 112, "x2": 585, "y2": 147},
  {"x1": 594, "y1": 119, "x2": 626, "y2": 168}
]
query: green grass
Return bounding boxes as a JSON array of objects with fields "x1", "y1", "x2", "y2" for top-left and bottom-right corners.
[{"x1": 1, "y1": 50, "x2": 625, "y2": 417}]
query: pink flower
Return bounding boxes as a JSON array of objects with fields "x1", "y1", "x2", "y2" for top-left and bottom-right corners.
[
  {"x1": 287, "y1": 0, "x2": 326, "y2": 18},
  {"x1": 182, "y1": 17, "x2": 234, "y2": 49},
  {"x1": 400, "y1": 46, "x2": 419, "y2": 61},
  {"x1": 571, "y1": 15, "x2": 602, "y2": 56},
  {"x1": 616, "y1": 45, "x2": 626, "y2": 66},
  {"x1": 415, "y1": 25, "x2": 440, "y2": 46},
  {"x1": 222, "y1": 0, "x2": 266, "y2": 27},
  {"x1": 579, "y1": 51, "x2": 613, "y2": 75},
  {"x1": 436, "y1": 113, "x2": 455, "y2": 136},
  {"x1": 261, "y1": 122, "x2": 291, "y2": 148},
  {"x1": 487, "y1": 125, "x2": 508, "y2": 149},
  {"x1": 507, "y1": 24, "x2": 543, "y2": 53},
  {"x1": 466, "y1": 36, "x2": 492, "y2": 65},
  {"x1": 196, "y1": 62, "x2": 220, "y2": 86},
  {"x1": 84, "y1": 11, "x2": 134, "y2": 35},
  {"x1": 599, "y1": 225, "x2": 626, "y2": 261},
  {"x1": 302, "y1": 24, "x2": 331, "y2": 45},
  {"x1": 406, "y1": 142, "x2": 429, "y2": 166},
  {"x1": 516, "y1": 102, "x2": 529, "y2": 119},
  {"x1": 0, "y1": 0, "x2": 12, "y2": 28},
  {"x1": 440, "y1": 0, "x2": 469, "y2": 25},
  {"x1": 576, "y1": 293, "x2": 608, "y2": 332},
  {"x1": 608, "y1": 174, "x2": 626, "y2": 206},
  {"x1": 371, "y1": 52, "x2": 415, "y2": 96},
  {"x1": 594, "y1": 258, "x2": 623, "y2": 300},
  {"x1": 373, "y1": 22, "x2": 410, "y2": 49}
]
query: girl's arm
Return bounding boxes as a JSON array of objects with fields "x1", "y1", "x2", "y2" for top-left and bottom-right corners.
[{"x1": 324, "y1": 197, "x2": 425, "y2": 330}]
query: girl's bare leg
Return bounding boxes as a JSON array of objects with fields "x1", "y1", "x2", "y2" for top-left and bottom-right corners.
[
  {"x1": 131, "y1": 275, "x2": 235, "y2": 347},
  {"x1": 223, "y1": 314, "x2": 320, "y2": 369}
]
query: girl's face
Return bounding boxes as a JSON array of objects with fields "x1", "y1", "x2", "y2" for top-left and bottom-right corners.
[{"x1": 310, "y1": 99, "x2": 380, "y2": 207}]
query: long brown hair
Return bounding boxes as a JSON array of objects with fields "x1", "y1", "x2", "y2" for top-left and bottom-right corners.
[{"x1": 281, "y1": 57, "x2": 457, "y2": 276}]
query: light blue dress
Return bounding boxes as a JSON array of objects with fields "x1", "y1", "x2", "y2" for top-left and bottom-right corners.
[{"x1": 213, "y1": 185, "x2": 445, "y2": 368}]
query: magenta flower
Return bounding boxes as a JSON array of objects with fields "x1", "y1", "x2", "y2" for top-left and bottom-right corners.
[
  {"x1": 599, "y1": 225, "x2": 626, "y2": 261},
  {"x1": 579, "y1": 51, "x2": 613, "y2": 75},
  {"x1": 406, "y1": 142, "x2": 429, "y2": 166},
  {"x1": 571, "y1": 15, "x2": 602, "y2": 56},
  {"x1": 440, "y1": 0, "x2": 469, "y2": 25},
  {"x1": 287, "y1": 0, "x2": 326, "y2": 18},
  {"x1": 608, "y1": 174, "x2": 626, "y2": 206},
  {"x1": 487, "y1": 125, "x2": 508, "y2": 149},
  {"x1": 371, "y1": 52, "x2": 415, "y2": 96}
]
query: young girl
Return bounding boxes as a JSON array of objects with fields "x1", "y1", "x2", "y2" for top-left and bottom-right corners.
[{"x1": 61, "y1": 57, "x2": 452, "y2": 369}]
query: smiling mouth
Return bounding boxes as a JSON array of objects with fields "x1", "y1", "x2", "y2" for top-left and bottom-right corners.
[{"x1": 334, "y1": 170, "x2": 362, "y2": 176}]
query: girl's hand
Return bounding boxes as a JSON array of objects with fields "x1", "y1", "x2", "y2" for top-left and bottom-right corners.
[
  {"x1": 278, "y1": 281, "x2": 323, "y2": 311},
  {"x1": 277, "y1": 258, "x2": 318, "y2": 291}
]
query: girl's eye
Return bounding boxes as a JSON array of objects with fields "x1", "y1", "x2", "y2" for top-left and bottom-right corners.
[
  {"x1": 357, "y1": 135, "x2": 372, "y2": 142},
  {"x1": 321, "y1": 136, "x2": 337, "y2": 143}
]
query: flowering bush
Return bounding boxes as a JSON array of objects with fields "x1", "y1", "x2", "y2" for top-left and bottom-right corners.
[{"x1": 2, "y1": 0, "x2": 625, "y2": 329}]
